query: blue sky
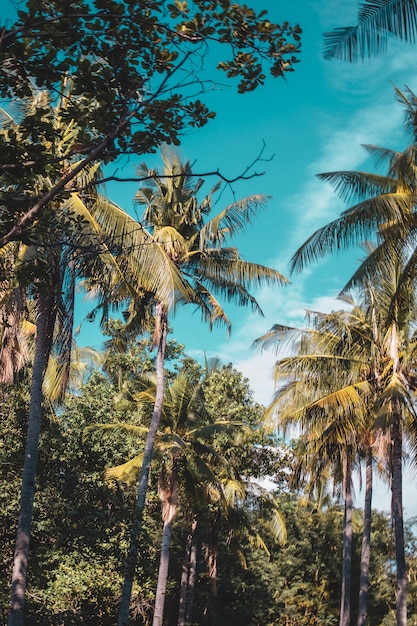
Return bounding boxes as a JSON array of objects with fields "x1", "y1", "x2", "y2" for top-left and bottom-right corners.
[
  {"x1": 5, "y1": 0, "x2": 417, "y2": 513},
  {"x1": 104, "y1": 0, "x2": 417, "y2": 406}
]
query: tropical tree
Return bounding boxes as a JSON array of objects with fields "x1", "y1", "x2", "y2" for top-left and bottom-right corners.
[
  {"x1": 289, "y1": 86, "x2": 417, "y2": 286},
  {"x1": 112, "y1": 146, "x2": 288, "y2": 625},
  {"x1": 86, "y1": 366, "x2": 250, "y2": 625},
  {"x1": 289, "y1": 90, "x2": 417, "y2": 626},
  {"x1": 2, "y1": 90, "x2": 189, "y2": 626},
  {"x1": 0, "y1": 0, "x2": 301, "y2": 248},
  {"x1": 260, "y1": 250, "x2": 417, "y2": 626},
  {"x1": 255, "y1": 305, "x2": 371, "y2": 626}
]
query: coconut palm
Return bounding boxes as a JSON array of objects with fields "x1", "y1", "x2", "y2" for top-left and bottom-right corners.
[
  {"x1": 289, "y1": 90, "x2": 417, "y2": 626},
  {"x1": 256, "y1": 307, "x2": 369, "y2": 626},
  {"x1": 85, "y1": 366, "x2": 249, "y2": 626},
  {"x1": 115, "y1": 146, "x2": 288, "y2": 625},
  {"x1": 290, "y1": 87, "x2": 417, "y2": 289},
  {"x1": 3, "y1": 90, "x2": 188, "y2": 626},
  {"x1": 323, "y1": 0, "x2": 417, "y2": 62},
  {"x1": 256, "y1": 250, "x2": 417, "y2": 626}
]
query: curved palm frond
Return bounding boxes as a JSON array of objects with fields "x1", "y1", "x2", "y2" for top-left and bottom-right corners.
[
  {"x1": 199, "y1": 194, "x2": 270, "y2": 246},
  {"x1": 104, "y1": 453, "x2": 145, "y2": 485},
  {"x1": 290, "y1": 191, "x2": 415, "y2": 274},
  {"x1": 323, "y1": 0, "x2": 417, "y2": 62}
]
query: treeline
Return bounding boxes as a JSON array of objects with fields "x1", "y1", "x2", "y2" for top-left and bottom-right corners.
[{"x1": 1, "y1": 336, "x2": 417, "y2": 625}]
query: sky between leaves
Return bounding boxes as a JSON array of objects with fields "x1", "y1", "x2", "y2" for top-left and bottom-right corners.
[{"x1": 5, "y1": 0, "x2": 417, "y2": 514}]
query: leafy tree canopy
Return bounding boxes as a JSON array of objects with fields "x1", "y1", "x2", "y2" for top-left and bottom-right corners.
[{"x1": 0, "y1": 0, "x2": 301, "y2": 246}]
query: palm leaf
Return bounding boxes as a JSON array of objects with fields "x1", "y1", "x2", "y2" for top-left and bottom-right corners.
[
  {"x1": 323, "y1": 0, "x2": 417, "y2": 62},
  {"x1": 83, "y1": 422, "x2": 151, "y2": 442},
  {"x1": 105, "y1": 454, "x2": 144, "y2": 485}
]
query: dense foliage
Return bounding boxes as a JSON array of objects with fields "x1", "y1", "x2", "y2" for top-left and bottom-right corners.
[
  {"x1": 0, "y1": 0, "x2": 301, "y2": 248},
  {"x1": 2, "y1": 345, "x2": 417, "y2": 625}
]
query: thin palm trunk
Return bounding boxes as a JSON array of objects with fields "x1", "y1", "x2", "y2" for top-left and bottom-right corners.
[
  {"x1": 153, "y1": 467, "x2": 178, "y2": 626},
  {"x1": 177, "y1": 518, "x2": 197, "y2": 626},
  {"x1": 391, "y1": 415, "x2": 407, "y2": 626},
  {"x1": 340, "y1": 454, "x2": 353, "y2": 626},
  {"x1": 152, "y1": 518, "x2": 174, "y2": 626},
  {"x1": 357, "y1": 443, "x2": 373, "y2": 626},
  {"x1": 185, "y1": 531, "x2": 198, "y2": 624},
  {"x1": 118, "y1": 302, "x2": 168, "y2": 626},
  {"x1": 8, "y1": 292, "x2": 53, "y2": 626}
]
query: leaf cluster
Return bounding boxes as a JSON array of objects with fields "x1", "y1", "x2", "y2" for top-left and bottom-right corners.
[{"x1": 1, "y1": 0, "x2": 302, "y2": 163}]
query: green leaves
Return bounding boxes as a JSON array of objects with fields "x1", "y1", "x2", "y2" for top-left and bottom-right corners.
[{"x1": 1, "y1": 0, "x2": 301, "y2": 159}]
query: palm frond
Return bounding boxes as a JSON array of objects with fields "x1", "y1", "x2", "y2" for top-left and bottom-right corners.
[
  {"x1": 317, "y1": 170, "x2": 397, "y2": 204},
  {"x1": 290, "y1": 191, "x2": 415, "y2": 274},
  {"x1": 323, "y1": 0, "x2": 417, "y2": 62},
  {"x1": 200, "y1": 194, "x2": 270, "y2": 246},
  {"x1": 83, "y1": 422, "x2": 151, "y2": 442},
  {"x1": 223, "y1": 478, "x2": 247, "y2": 506},
  {"x1": 104, "y1": 454, "x2": 144, "y2": 485}
]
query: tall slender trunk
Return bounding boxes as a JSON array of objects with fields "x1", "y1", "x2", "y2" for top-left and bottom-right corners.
[
  {"x1": 357, "y1": 443, "x2": 373, "y2": 626},
  {"x1": 118, "y1": 303, "x2": 168, "y2": 626},
  {"x1": 185, "y1": 531, "x2": 197, "y2": 625},
  {"x1": 153, "y1": 467, "x2": 178, "y2": 626},
  {"x1": 152, "y1": 518, "x2": 174, "y2": 626},
  {"x1": 391, "y1": 415, "x2": 407, "y2": 626},
  {"x1": 177, "y1": 518, "x2": 197, "y2": 626},
  {"x1": 8, "y1": 293, "x2": 52, "y2": 626},
  {"x1": 339, "y1": 453, "x2": 353, "y2": 626}
]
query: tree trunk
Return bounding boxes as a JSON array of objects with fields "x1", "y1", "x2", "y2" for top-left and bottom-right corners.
[
  {"x1": 391, "y1": 415, "x2": 407, "y2": 626},
  {"x1": 153, "y1": 467, "x2": 178, "y2": 626},
  {"x1": 8, "y1": 293, "x2": 52, "y2": 626},
  {"x1": 339, "y1": 453, "x2": 353, "y2": 626},
  {"x1": 357, "y1": 443, "x2": 373, "y2": 626},
  {"x1": 178, "y1": 518, "x2": 197, "y2": 626},
  {"x1": 152, "y1": 518, "x2": 173, "y2": 626},
  {"x1": 118, "y1": 302, "x2": 168, "y2": 626},
  {"x1": 185, "y1": 531, "x2": 198, "y2": 625}
]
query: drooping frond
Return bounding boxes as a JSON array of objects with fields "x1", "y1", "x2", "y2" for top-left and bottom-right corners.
[
  {"x1": 323, "y1": 0, "x2": 417, "y2": 62},
  {"x1": 61, "y1": 193, "x2": 193, "y2": 311},
  {"x1": 194, "y1": 251, "x2": 288, "y2": 288},
  {"x1": 361, "y1": 143, "x2": 404, "y2": 169},
  {"x1": 253, "y1": 323, "x2": 308, "y2": 355},
  {"x1": 83, "y1": 422, "x2": 151, "y2": 442},
  {"x1": 317, "y1": 170, "x2": 397, "y2": 204},
  {"x1": 394, "y1": 85, "x2": 417, "y2": 140},
  {"x1": 199, "y1": 194, "x2": 270, "y2": 246},
  {"x1": 223, "y1": 478, "x2": 247, "y2": 506},
  {"x1": 290, "y1": 191, "x2": 415, "y2": 274},
  {"x1": 104, "y1": 454, "x2": 144, "y2": 485}
]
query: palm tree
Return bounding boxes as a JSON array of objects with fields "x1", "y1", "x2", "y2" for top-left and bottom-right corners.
[
  {"x1": 290, "y1": 87, "x2": 417, "y2": 286},
  {"x1": 116, "y1": 146, "x2": 288, "y2": 625},
  {"x1": 257, "y1": 248, "x2": 417, "y2": 626},
  {"x1": 86, "y1": 366, "x2": 249, "y2": 626},
  {"x1": 3, "y1": 91, "x2": 187, "y2": 626},
  {"x1": 256, "y1": 307, "x2": 369, "y2": 626},
  {"x1": 289, "y1": 89, "x2": 417, "y2": 626},
  {"x1": 323, "y1": 0, "x2": 417, "y2": 62}
]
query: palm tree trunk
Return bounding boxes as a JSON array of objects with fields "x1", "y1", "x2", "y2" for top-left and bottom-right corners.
[
  {"x1": 153, "y1": 467, "x2": 178, "y2": 626},
  {"x1": 152, "y1": 517, "x2": 174, "y2": 626},
  {"x1": 357, "y1": 443, "x2": 373, "y2": 626},
  {"x1": 339, "y1": 453, "x2": 353, "y2": 626},
  {"x1": 118, "y1": 302, "x2": 168, "y2": 626},
  {"x1": 391, "y1": 415, "x2": 407, "y2": 626},
  {"x1": 185, "y1": 531, "x2": 198, "y2": 625},
  {"x1": 8, "y1": 293, "x2": 52, "y2": 626},
  {"x1": 177, "y1": 517, "x2": 197, "y2": 626}
]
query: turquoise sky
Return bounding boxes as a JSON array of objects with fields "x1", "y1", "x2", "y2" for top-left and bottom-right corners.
[{"x1": 75, "y1": 0, "x2": 417, "y2": 406}]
